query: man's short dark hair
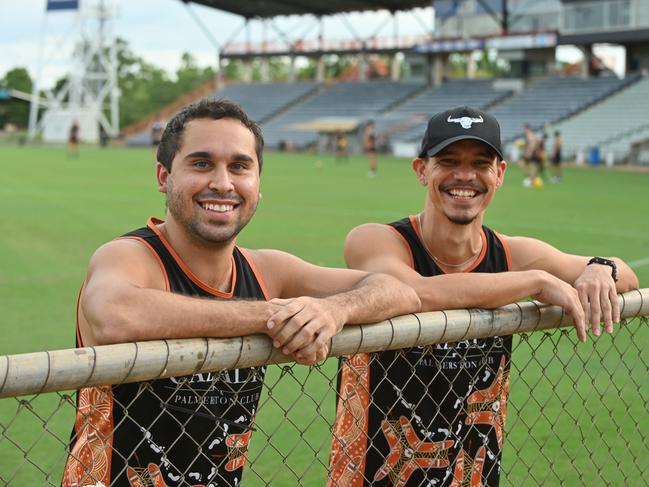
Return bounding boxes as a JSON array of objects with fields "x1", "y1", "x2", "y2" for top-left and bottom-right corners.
[{"x1": 156, "y1": 98, "x2": 264, "y2": 172}]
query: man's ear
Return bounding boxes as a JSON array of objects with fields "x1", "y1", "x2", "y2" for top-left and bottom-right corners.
[
  {"x1": 156, "y1": 163, "x2": 169, "y2": 193},
  {"x1": 412, "y1": 158, "x2": 428, "y2": 186},
  {"x1": 496, "y1": 159, "x2": 507, "y2": 188}
]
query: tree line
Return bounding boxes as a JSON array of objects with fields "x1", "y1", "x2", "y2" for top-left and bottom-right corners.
[
  {"x1": 0, "y1": 39, "x2": 215, "y2": 131},
  {"x1": 0, "y1": 38, "x2": 357, "y2": 132},
  {"x1": 0, "y1": 37, "x2": 508, "y2": 132}
]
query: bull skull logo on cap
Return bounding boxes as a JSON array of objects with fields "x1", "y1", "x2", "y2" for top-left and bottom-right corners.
[{"x1": 447, "y1": 115, "x2": 484, "y2": 129}]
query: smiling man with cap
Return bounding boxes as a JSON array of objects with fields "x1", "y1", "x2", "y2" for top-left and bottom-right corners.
[{"x1": 327, "y1": 106, "x2": 638, "y2": 486}]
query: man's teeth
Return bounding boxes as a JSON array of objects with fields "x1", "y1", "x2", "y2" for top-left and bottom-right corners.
[
  {"x1": 202, "y1": 203, "x2": 234, "y2": 212},
  {"x1": 448, "y1": 189, "x2": 477, "y2": 198}
]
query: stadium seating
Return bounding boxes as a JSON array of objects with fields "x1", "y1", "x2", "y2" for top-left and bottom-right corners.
[
  {"x1": 606, "y1": 126, "x2": 649, "y2": 163},
  {"x1": 488, "y1": 74, "x2": 638, "y2": 143},
  {"x1": 381, "y1": 79, "x2": 512, "y2": 143},
  {"x1": 126, "y1": 81, "x2": 318, "y2": 146},
  {"x1": 553, "y1": 77, "x2": 649, "y2": 163},
  {"x1": 125, "y1": 74, "x2": 647, "y2": 163},
  {"x1": 260, "y1": 81, "x2": 424, "y2": 149},
  {"x1": 208, "y1": 81, "x2": 319, "y2": 123}
]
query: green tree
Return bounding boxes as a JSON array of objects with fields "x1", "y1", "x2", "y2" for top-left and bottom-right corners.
[
  {"x1": 221, "y1": 59, "x2": 242, "y2": 81},
  {"x1": 448, "y1": 53, "x2": 468, "y2": 78},
  {"x1": 114, "y1": 38, "x2": 174, "y2": 127},
  {"x1": 475, "y1": 49, "x2": 508, "y2": 78},
  {"x1": 268, "y1": 58, "x2": 289, "y2": 82},
  {"x1": 297, "y1": 59, "x2": 317, "y2": 80},
  {"x1": 116, "y1": 42, "x2": 213, "y2": 128},
  {"x1": 0, "y1": 67, "x2": 32, "y2": 128},
  {"x1": 176, "y1": 52, "x2": 214, "y2": 93},
  {"x1": 325, "y1": 55, "x2": 352, "y2": 79}
]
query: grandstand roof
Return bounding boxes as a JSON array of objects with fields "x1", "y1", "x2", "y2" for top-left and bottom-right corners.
[
  {"x1": 186, "y1": 0, "x2": 430, "y2": 19},
  {"x1": 559, "y1": 28, "x2": 649, "y2": 46}
]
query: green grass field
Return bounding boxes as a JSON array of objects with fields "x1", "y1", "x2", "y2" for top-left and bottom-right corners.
[{"x1": 0, "y1": 145, "x2": 647, "y2": 485}]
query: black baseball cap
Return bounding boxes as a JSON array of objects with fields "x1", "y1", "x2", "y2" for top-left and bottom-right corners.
[{"x1": 418, "y1": 106, "x2": 503, "y2": 160}]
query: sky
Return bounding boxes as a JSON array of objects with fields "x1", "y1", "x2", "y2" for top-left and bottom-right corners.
[
  {"x1": 1, "y1": 0, "x2": 622, "y2": 90},
  {"x1": 0, "y1": 0, "x2": 438, "y2": 89}
]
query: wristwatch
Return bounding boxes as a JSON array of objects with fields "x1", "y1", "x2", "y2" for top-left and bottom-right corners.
[{"x1": 587, "y1": 257, "x2": 618, "y2": 282}]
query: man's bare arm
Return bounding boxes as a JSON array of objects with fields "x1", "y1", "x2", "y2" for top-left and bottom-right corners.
[
  {"x1": 79, "y1": 240, "x2": 276, "y2": 346},
  {"x1": 344, "y1": 224, "x2": 587, "y2": 340},
  {"x1": 505, "y1": 236, "x2": 639, "y2": 335},
  {"x1": 247, "y1": 249, "x2": 421, "y2": 363},
  {"x1": 504, "y1": 236, "x2": 638, "y2": 292},
  {"x1": 345, "y1": 225, "x2": 583, "y2": 308}
]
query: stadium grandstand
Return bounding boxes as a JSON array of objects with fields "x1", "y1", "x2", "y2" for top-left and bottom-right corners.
[
  {"x1": 121, "y1": 0, "x2": 649, "y2": 165},
  {"x1": 374, "y1": 78, "x2": 515, "y2": 147},
  {"x1": 554, "y1": 76, "x2": 649, "y2": 162},
  {"x1": 260, "y1": 80, "x2": 424, "y2": 149}
]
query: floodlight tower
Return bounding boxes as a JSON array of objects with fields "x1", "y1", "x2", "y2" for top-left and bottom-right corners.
[{"x1": 28, "y1": 0, "x2": 120, "y2": 143}]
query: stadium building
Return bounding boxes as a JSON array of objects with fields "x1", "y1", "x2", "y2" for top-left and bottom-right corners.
[{"x1": 123, "y1": 0, "x2": 649, "y2": 165}]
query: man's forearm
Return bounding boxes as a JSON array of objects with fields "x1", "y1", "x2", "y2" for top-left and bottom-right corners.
[
  {"x1": 84, "y1": 286, "x2": 274, "y2": 345},
  {"x1": 323, "y1": 273, "x2": 421, "y2": 325},
  {"x1": 611, "y1": 257, "x2": 639, "y2": 293},
  {"x1": 416, "y1": 271, "x2": 548, "y2": 311}
]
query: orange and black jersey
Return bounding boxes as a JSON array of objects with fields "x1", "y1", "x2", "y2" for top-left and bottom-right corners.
[
  {"x1": 329, "y1": 216, "x2": 512, "y2": 487},
  {"x1": 63, "y1": 218, "x2": 268, "y2": 487}
]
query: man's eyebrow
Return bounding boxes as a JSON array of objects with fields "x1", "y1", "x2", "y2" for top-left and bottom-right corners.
[
  {"x1": 231, "y1": 153, "x2": 254, "y2": 162},
  {"x1": 184, "y1": 151, "x2": 211, "y2": 160},
  {"x1": 183, "y1": 151, "x2": 255, "y2": 163}
]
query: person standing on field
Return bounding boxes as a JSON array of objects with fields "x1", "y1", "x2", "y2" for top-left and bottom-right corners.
[
  {"x1": 67, "y1": 119, "x2": 80, "y2": 158},
  {"x1": 151, "y1": 116, "x2": 164, "y2": 147},
  {"x1": 61, "y1": 99, "x2": 420, "y2": 487},
  {"x1": 336, "y1": 130, "x2": 349, "y2": 163},
  {"x1": 328, "y1": 106, "x2": 638, "y2": 487},
  {"x1": 551, "y1": 130, "x2": 563, "y2": 183},
  {"x1": 521, "y1": 123, "x2": 536, "y2": 187},
  {"x1": 364, "y1": 121, "x2": 378, "y2": 177}
]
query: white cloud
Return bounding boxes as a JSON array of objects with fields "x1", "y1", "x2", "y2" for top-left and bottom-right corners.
[
  {"x1": 139, "y1": 48, "x2": 218, "y2": 77},
  {"x1": 0, "y1": 37, "x2": 78, "y2": 89}
]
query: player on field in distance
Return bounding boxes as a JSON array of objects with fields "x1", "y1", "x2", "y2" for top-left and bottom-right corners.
[
  {"x1": 551, "y1": 129, "x2": 563, "y2": 183},
  {"x1": 67, "y1": 119, "x2": 80, "y2": 158},
  {"x1": 328, "y1": 106, "x2": 638, "y2": 487},
  {"x1": 521, "y1": 122, "x2": 536, "y2": 187},
  {"x1": 336, "y1": 130, "x2": 349, "y2": 163},
  {"x1": 364, "y1": 120, "x2": 378, "y2": 177},
  {"x1": 150, "y1": 115, "x2": 164, "y2": 157},
  {"x1": 61, "y1": 99, "x2": 420, "y2": 487}
]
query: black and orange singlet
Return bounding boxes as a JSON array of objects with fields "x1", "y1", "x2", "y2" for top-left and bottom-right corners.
[
  {"x1": 62, "y1": 218, "x2": 268, "y2": 487},
  {"x1": 329, "y1": 216, "x2": 512, "y2": 487}
]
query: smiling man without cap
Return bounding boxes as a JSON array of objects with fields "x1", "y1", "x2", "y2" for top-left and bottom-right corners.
[
  {"x1": 61, "y1": 99, "x2": 420, "y2": 487},
  {"x1": 328, "y1": 106, "x2": 638, "y2": 487}
]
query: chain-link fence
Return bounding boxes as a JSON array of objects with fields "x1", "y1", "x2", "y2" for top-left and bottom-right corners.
[{"x1": 1, "y1": 290, "x2": 647, "y2": 486}]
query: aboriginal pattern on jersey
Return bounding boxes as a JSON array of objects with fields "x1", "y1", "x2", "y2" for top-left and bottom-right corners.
[
  {"x1": 62, "y1": 218, "x2": 267, "y2": 487},
  {"x1": 329, "y1": 216, "x2": 512, "y2": 487},
  {"x1": 328, "y1": 354, "x2": 371, "y2": 486},
  {"x1": 374, "y1": 416, "x2": 454, "y2": 487},
  {"x1": 62, "y1": 386, "x2": 113, "y2": 486},
  {"x1": 450, "y1": 446, "x2": 487, "y2": 487}
]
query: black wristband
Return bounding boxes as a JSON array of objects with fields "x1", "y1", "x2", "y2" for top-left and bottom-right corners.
[{"x1": 587, "y1": 257, "x2": 618, "y2": 282}]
